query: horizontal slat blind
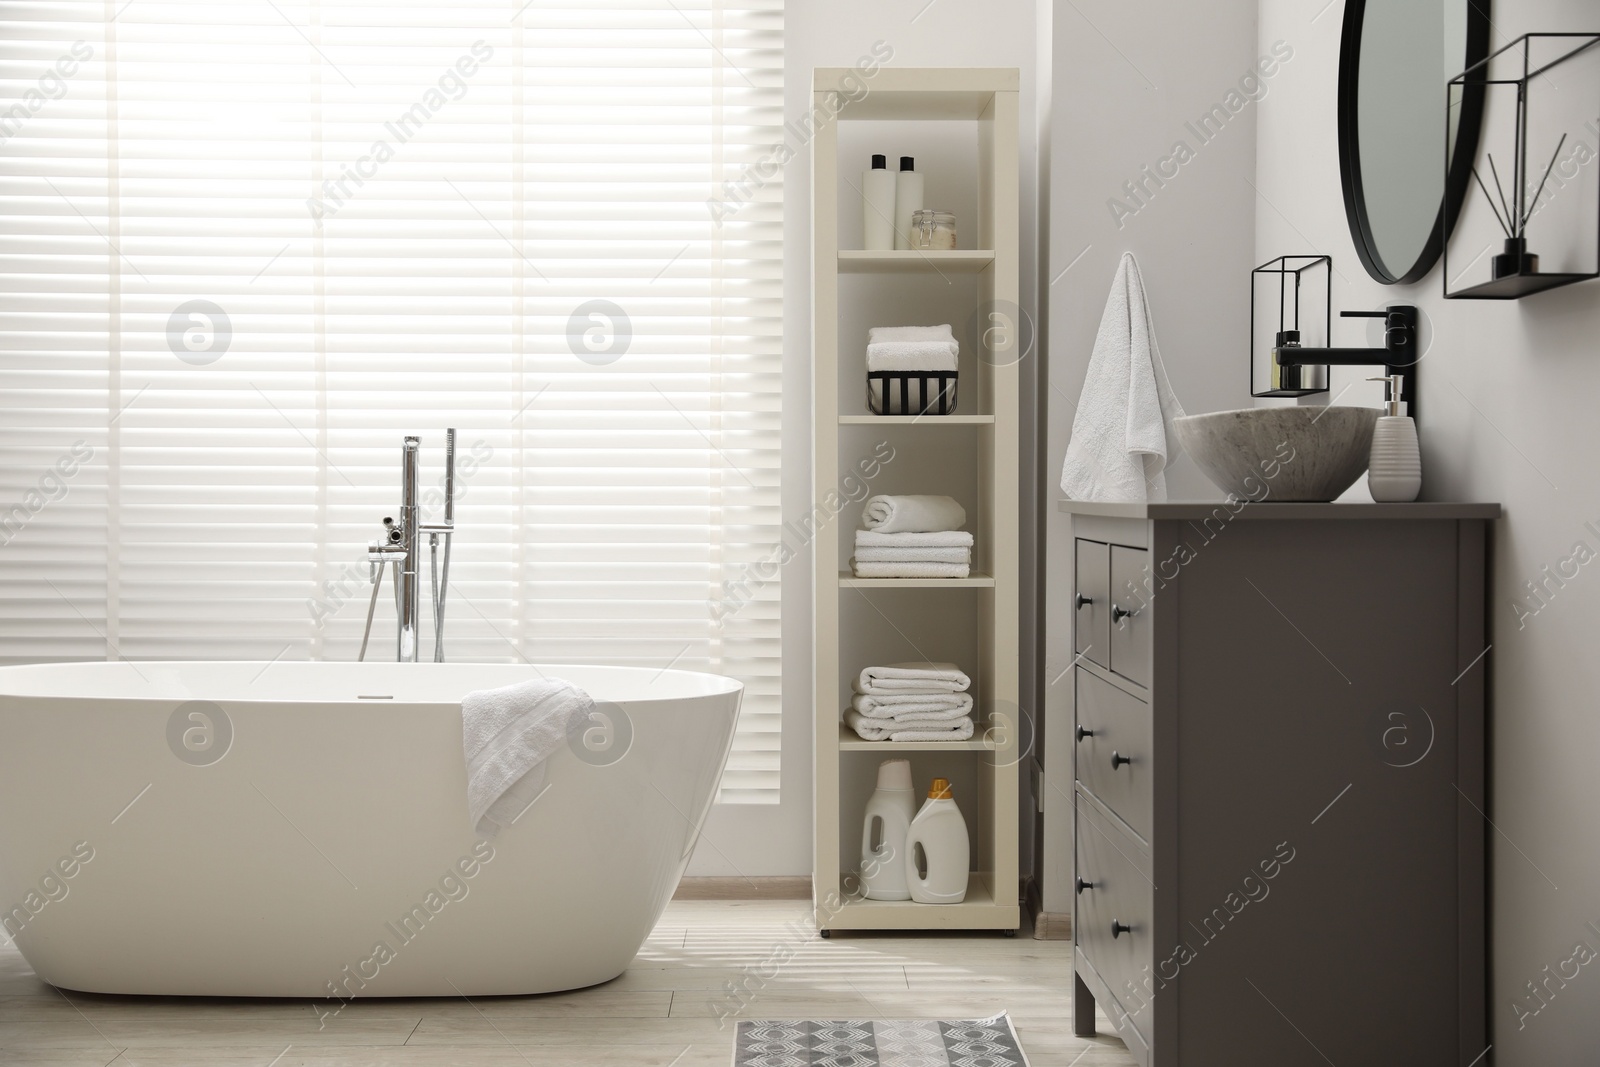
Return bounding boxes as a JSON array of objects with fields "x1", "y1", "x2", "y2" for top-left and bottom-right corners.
[{"x1": 0, "y1": 0, "x2": 784, "y2": 801}]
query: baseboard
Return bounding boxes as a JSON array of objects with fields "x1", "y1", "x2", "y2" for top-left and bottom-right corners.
[
  {"x1": 1025, "y1": 877, "x2": 1072, "y2": 940},
  {"x1": 673, "y1": 876, "x2": 812, "y2": 900}
]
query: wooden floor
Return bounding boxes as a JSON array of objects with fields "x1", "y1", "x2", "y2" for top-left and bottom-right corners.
[{"x1": 0, "y1": 899, "x2": 1138, "y2": 1066}]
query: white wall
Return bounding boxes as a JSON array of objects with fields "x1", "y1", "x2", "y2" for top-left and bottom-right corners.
[
  {"x1": 689, "y1": 0, "x2": 1043, "y2": 876},
  {"x1": 1254, "y1": 1, "x2": 1600, "y2": 1059},
  {"x1": 1039, "y1": 0, "x2": 1262, "y2": 910}
]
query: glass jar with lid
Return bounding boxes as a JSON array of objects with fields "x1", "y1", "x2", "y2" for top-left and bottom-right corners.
[{"x1": 909, "y1": 209, "x2": 957, "y2": 251}]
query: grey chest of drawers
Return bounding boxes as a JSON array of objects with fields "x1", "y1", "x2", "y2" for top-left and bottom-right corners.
[{"x1": 1059, "y1": 499, "x2": 1498, "y2": 1067}]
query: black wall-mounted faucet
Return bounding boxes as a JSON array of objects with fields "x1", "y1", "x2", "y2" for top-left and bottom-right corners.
[{"x1": 1273, "y1": 305, "x2": 1419, "y2": 423}]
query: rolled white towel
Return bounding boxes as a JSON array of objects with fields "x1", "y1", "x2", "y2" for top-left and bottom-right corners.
[
  {"x1": 853, "y1": 546, "x2": 971, "y2": 564},
  {"x1": 861, "y1": 495, "x2": 967, "y2": 534},
  {"x1": 462, "y1": 677, "x2": 595, "y2": 840},
  {"x1": 857, "y1": 662, "x2": 972, "y2": 693},
  {"x1": 852, "y1": 561, "x2": 970, "y2": 579},
  {"x1": 851, "y1": 691, "x2": 975, "y2": 719},
  {"x1": 856, "y1": 529, "x2": 974, "y2": 549},
  {"x1": 868, "y1": 324, "x2": 956, "y2": 345},
  {"x1": 846, "y1": 709, "x2": 975, "y2": 742},
  {"x1": 866, "y1": 341, "x2": 959, "y2": 372}
]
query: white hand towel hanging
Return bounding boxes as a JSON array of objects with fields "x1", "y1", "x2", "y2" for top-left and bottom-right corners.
[{"x1": 1059, "y1": 252, "x2": 1186, "y2": 502}]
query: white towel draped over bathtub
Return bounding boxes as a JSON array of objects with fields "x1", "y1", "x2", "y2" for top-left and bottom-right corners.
[{"x1": 462, "y1": 677, "x2": 596, "y2": 840}]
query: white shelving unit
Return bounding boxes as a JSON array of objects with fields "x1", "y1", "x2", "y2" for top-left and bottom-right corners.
[{"x1": 811, "y1": 68, "x2": 1021, "y2": 933}]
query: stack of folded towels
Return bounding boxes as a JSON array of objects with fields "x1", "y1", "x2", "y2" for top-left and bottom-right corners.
[
  {"x1": 845, "y1": 662, "x2": 975, "y2": 742},
  {"x1": 852, "y1": 494, "x2": 972, "y2": 579},
  {"x1": 867, "y1": 323, "x2": 959, "y2": 374}
]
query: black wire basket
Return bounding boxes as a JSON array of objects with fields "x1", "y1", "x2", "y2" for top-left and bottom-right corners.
[{"x1": 866, "y1": 371, "x2": 958, "y2": 416}]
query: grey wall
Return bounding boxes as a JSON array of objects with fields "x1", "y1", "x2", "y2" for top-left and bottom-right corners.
[
  {"x1": 1254, "y1": 0, "x2": 1600, "y2": 1059},
  {"x1": 1040, "y1": 0, "x2": 1263, "y2": 911},
  {"x1": 691, "y1": 0, "x2": 1044, "y2": 876}
]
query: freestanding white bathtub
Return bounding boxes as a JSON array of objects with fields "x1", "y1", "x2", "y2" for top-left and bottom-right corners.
[{"x1": 0, "y1": 661, "x2": 740, "y2": 1000}]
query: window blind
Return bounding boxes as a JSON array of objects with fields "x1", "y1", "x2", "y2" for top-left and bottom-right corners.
[{"x1": 0, "y1": 0, "x2": 785, "y2": 802}]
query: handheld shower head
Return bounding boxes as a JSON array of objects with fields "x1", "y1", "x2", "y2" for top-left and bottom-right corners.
[{"x1": 443, "y1": 428, "x2": 456, "y2": 525}]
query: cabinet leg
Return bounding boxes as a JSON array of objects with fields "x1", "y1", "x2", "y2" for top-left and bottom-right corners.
[{"x1": 1073, "y1": 971, "x2": 1097, "y2": 1037}]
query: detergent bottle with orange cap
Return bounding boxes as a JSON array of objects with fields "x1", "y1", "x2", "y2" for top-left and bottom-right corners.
[{"x1": 904, "y1": 777, "x2": 970, "y2": 904}]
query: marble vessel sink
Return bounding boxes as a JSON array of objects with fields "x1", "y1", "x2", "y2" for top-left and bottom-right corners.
[{"x1": 1173, "y1": 406, "x2": 1381, "y2": 502}]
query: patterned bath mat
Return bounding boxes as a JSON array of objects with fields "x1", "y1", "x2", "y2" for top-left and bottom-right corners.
[{"x1": 733, "y1": 1014, "x2": 1029, "y2": 1066}]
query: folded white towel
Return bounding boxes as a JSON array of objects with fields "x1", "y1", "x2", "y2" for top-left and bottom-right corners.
[
  {"x1": 1060, "y1": 252, "x2": 1186, "y2": 502},
  {"x1": 869, "y1": 324, "x2": 956, "y2": 345},
  {"x1": 887, "y1": 718, "x2": 976, "y2": 742},
  {"x1": 866, "y1": 341, "x2": 960, "y2": 372},
  {"x1": 857, "y1": 662, "x2": 972, "y2": 693},
  {"x1": 888, "y1": 708, "x2": 977, "y2": 724},
  {"x1": 851, "y1": 691, "x2": 975, "y2": 718},
  {"x1": 861, "y1": 495, "x2": 967, "y2": 533},
  {"x1": 462, "y1": 677, "x2": 595, "y2": 840},
  {"x1": 850, "y1": 688, "x2": 968, "y2": 704},
  {"x1": 856, "y1": 530, "x2": 974, "y2": 549},
  {"x1": 853, "y1": 561, "x2": 971, "y2": 579},
  {"x1": 853, "y1": 546, "x2": 972, "y2": 564},
  {"x1": 846, "y1": 709, "x2": 976, "y2": 742}
]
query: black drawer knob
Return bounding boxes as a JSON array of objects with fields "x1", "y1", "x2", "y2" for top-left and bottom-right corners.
[
  {"x1": 1076, "y1": 593, "x2": 1094, "y2": 609},
  {"x1": 1111, "y1": 603, "x2": 1137, "y2": 622},
  {"x1": 1075, "y1": 725, "x2": 1094, "y2": 742},
  {"x1": 1111, "y1": 920, "x2": 1132, "y2": 939},
  {"x1": 1111, "y1": 750, "x2": 1132, "y2": 769},
  {"x1": 1076, "y1": 877, "x2": 1094, "y2": 895}
]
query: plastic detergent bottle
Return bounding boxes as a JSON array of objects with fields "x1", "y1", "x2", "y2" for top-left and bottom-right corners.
[
  {"x1": 860, "y1": 759, "x2": 916, "y2": 900},
  {"x1": 905, "y1": 777, "x2": 970, "y2": 904}
]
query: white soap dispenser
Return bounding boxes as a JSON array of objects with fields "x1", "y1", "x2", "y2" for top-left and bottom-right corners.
[
  {"x1": 859, "y1": 759, "x2": 916, "y2": 900},
  {"x1": 904, "y1": 777, "x2": 970, "y2": 904},
  {"x1": 1367, "y1": 374, "x2": 1421, "y2": 503},
  {"x1": 862, "y1": 154, "x2": 896, "y2": 251}
]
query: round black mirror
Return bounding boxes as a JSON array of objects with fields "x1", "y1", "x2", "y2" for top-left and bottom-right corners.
[{"x1": 1339, "y1": 0, "x2": 1491, "y2": 284}]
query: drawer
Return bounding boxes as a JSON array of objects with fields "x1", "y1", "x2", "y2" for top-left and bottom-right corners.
[
  {"x1": 1109, "y1": 545, "x2": 1151, "y2": 688},
  {"x1": 1076, "y1": 790, "x2": 1154, "y2": 1047},
  {"x1": 1075, "y1": 669, "x2": 1153, "y2": 842},
  {"x1": 1074, "y1": 538, "x2": 1110, "y2": 670}
]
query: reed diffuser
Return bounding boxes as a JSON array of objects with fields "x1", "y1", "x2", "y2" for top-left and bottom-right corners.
[{"x1": 1472, "y1": 134, "x2": 1565, "y2": 279}]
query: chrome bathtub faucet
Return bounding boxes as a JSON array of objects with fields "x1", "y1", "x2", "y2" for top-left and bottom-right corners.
[{"x1": 360, "y1": 430, "x2": 456, "y2": 663}]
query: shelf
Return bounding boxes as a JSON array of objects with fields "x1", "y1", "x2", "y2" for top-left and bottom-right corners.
[
  {"x1": 1252, "y1": 388, "x2": 1327, "y2": 398},
  {"x1": 839, "y1": 572, "x2": 994, "y2": 589},
  {"x1": 837, "y1": 250, "x2": 995, "y2": 274},
  {"x1": 837, "y1": 721, "x2": 995, "y2": 752},
  {"x1": 1447, "y1": 271, "x2": 1600, "y2": 299},
  {"x1": 814, "y1": 68, "x2": 1019, "y2": 122},
  {"x1": 839, "y1": 414, "x2": 994, "y2": 425},
  {"x1": 813, "y1": 68, "x2": 1020, "y2": 935},
  {"x1": 819, "y1": 873, "x2": 1019, "y2": 931}
]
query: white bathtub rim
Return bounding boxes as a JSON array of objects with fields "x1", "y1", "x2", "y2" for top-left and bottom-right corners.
[{"x1": 0, "y1": 660, "x2": 744, "y2": 707}]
